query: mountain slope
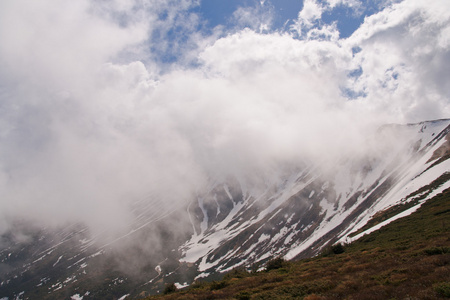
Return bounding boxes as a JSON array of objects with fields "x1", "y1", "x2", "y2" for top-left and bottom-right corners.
[
  {"x1": 1, "y1": 119, "x2": 450, "y2": 299},
  {"x1": 147, "y1": 185, "x2": 450, "y2": 300},
  {"x1": 179, "y1": 119, "x2": 450, "y2": 276}
]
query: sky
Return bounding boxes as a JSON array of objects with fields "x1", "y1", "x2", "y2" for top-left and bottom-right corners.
[{"x1": 0, "y1": 0, "x2": 450, "y2": 238}]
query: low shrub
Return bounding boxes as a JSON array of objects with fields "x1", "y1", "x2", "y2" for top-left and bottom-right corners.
[
  {"x1": 320, "y1": 243, "x2": 345, "y2": 256},
  {"x1": 210, "y1": 280, "x2": 228, "y2": 290},
  {"x1": 235, "y1": 291, "x2": 252, "y2": 300},
  {"x1": 434, "y1": 282, "x2": 450, "y2": 297},
  {"x1": 189, "y1": 280, "x2": 207, "y2": 290},
  {"x1": 331, "y1": 243, "x2": 345, "y2": 254},
  {"x1": 424, "y1": 247, "x2": 449, "y2": 255},
  {"x1": 265, "y1": 257, "x2": 287, "y2": 271},
  {"x1": 224, "y1": 267, "x2": 249, "y2": 279},
  {"x1": 163, "y1": 283, "x2": 177, "y2": 294}
]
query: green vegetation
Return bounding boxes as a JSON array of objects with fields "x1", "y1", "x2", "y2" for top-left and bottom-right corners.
[
  {"x1": 349, "y1": 172, "x2": 450, "y2": 237},
  {"x1": 145, "y1": 187, "x2": 450, "y2": 299},
  {"x1": 163, "y1": 283, "x2": 178, "y2": 295},
  {"x1": 264, "y1": 257, "x2": 287, "y2": 271},
  {"x1": 434, "y1": 282, "x2": 450, "y2": 298},
  {"x1": 319, "y1": 243, "x2": 345, "y2": 257}
]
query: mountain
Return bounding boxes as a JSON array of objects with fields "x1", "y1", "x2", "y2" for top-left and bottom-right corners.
[
  {"x1": 145, "y1": 184, "x2": 450, "y2": 299},
  {"x1": 1, "y1": 119, "x2": 450, "y2": 299}
]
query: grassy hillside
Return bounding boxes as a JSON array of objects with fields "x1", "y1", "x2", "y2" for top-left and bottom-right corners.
[{"x1": 145, "y1": 188, "x2": 450, "y2": 300}]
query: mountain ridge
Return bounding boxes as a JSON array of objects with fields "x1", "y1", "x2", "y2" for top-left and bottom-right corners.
[
  {"x1": 1, "y1": 118, "x2": 450, "y2": 299},
  {"x1": 146, "y1": 185, "x2": 450, "y2": 300}
]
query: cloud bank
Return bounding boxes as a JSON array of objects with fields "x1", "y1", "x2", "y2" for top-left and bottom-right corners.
[{"x1": 0, "y1": 0, "x2": 449, "y2": 237}]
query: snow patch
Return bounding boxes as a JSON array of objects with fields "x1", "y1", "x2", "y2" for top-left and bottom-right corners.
[
  {"x1": 258, "y1": 234, "x2": 270, "y2": 243},
  {"x1": 64, "y1": 276, "x2": 76, "y2": 284},
  {"x1": 174, "y1": 282, "x2": 189, "y2": 289},
  {"x1": 223, "y1": 184, "x2": 233, "y2": 201},
  {"x1": 194, "y1": 272, "x2": 210, "y2": 280},
  {"x1": 284, "y1": 232, "x2": 296, "y2": 245},
  {"x1": 155, "y1": 265, "x2": 161, "y2": 275},
  {"x1": 213, "y1": 194, "x2": 221, "y2": 216},
  {"x1": 198, "y1": 197, "x2": 209, "y2": 234},
  {"x1": 89, "y1": 250, "x2": 104, "y2": 258},
  {"x1": 53, "y1": 255, "x2": 63, "y2": 267}
]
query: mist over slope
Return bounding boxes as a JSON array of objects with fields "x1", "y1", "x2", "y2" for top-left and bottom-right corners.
[
  {"x1": 1, "y1": 118, "x2": 450, "y2": 299},
  {"x1": 0, "y1": 0, "x2": 450, "y2": 239},
  {"x1": 145, "y1": 184, "x2": 450, "y2": 300},
  {"x1": 179, "y1": 119, "x2": 450, "y2": 274},
  {"x1": 0, "y1": 0, "x2": 450, "y2": 299}
]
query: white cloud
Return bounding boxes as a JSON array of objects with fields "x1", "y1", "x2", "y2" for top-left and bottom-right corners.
[
  {"x1": 299, "y1": 0, "x2": 325, "y2": 26},
  {"x1": 326, "y1": 0, "x2": 362, "y2": 9},
  {"x1": 0, "y1": 0, "x2": 150, "y2": 91},
  {"x1": 292, "y1": 0, "x2": 343, "y2": 41},
  {"x1": 0, "y1": 0, "x2": 449, "y2": 242},
  {"x1": 345, "y1": 0, "x2": 450, "y2": 122},
  {"x1": 0, "y1": 0, "x2": 201, "y2": 235},
  {"x1": 231, "y1": 5, "x2": 274, "y2": 33}
]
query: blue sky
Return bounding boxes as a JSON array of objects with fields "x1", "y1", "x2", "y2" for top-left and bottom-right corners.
[
  {"x1": 149, "y1": 0, "x2": 388, "y2": 65},
  {"x1": 196, "y1": 0, "x2": 304, "y2": 30},
  {"x1": 194, "y1": 0, "x2": 382, "y2": 37}
]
